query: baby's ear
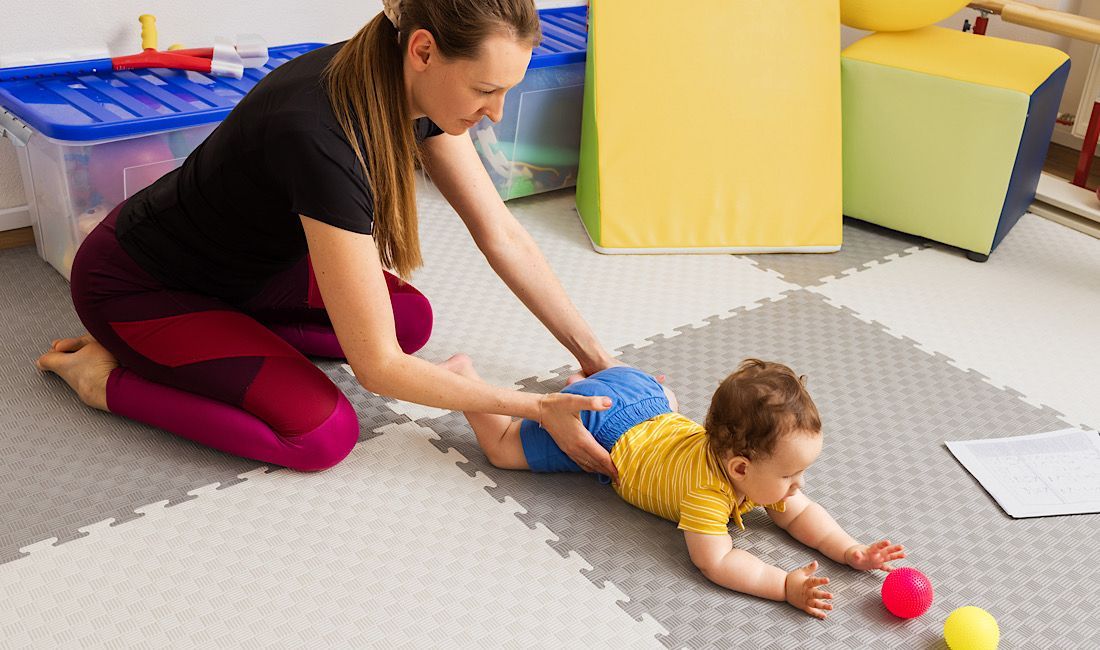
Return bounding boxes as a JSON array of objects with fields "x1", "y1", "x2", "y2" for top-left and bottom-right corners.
[{"x1": 724, "y1": 455, "x2": 750, "y2": 479}]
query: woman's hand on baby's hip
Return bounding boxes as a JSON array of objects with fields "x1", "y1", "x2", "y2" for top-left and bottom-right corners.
[{"x1": 538, "y1": 393, "x2": 618, "y2": 482}]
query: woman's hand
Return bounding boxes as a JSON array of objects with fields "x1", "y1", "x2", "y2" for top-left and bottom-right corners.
[
  {"x1": 578, "y1": 352, "x2": 625, "y2": 379},
  {"x1": 845, "y1": 540, "x2": 905, "y2": 572},
  {"x1": 573, "y1": 354, "x2": 667, "y2": 387},
  {"x1": 538, "y1": 392, "x2": 618, "y2": 481}
]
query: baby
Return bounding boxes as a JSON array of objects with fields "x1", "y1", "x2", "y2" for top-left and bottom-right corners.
[{"x1": 442, "y1": 355, "x2": 905, "y2": 619}]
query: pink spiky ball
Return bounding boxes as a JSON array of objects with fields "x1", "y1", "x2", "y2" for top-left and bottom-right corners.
[{"x1": 881, "y1": 567, "x2": 934, "y2": 619}]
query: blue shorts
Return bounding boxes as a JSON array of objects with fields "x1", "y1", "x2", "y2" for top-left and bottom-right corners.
[{"x1": 520, "y1": 366, "x2": 671, "y2": 474}]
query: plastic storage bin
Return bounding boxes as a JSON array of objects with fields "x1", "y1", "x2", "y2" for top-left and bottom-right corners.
[
  {"x1": 470, "y1": 5, "x2": 587, "y2": 201},
  {"x1": 0, "y1": 43, "x2": 324, "y2": 280}
]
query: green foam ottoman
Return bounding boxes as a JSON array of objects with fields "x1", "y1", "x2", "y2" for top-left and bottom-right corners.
[{"x1": 842, "y1": 26, "x2": 1070, "y2": 260}]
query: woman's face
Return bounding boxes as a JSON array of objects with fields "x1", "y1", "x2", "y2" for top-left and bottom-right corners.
[{"x1": 405, "y1": 29, "x2": 532, "y2": 136}]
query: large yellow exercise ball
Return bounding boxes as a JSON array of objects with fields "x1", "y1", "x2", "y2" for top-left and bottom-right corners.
[{"x1": 840, "y1": 0, "x2": 970, "y2": 32}]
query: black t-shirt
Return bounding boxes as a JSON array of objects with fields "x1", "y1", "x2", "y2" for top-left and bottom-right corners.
[{"x1": 116, "y1": 42, "x2": 445, "y2": 303}]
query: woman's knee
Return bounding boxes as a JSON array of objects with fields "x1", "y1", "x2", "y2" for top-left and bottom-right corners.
[
  {"x1": 392, "y1": 291, "x2": 433, "y2": 354},
  {"x1": 280, "y1": 394, "x2": 360, "y2": 472},
  {"x1": 240, "y1": 356, "x2": 359, "y2": 471}
]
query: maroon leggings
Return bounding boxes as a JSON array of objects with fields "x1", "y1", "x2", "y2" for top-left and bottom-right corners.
[{"x1": 69, "y1": 204, "x2": 432, "y2": 471}]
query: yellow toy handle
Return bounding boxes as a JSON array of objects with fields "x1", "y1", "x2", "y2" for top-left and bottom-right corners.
[{"x1": 139, "y1": 14, "x2": 158, "y2": 51}]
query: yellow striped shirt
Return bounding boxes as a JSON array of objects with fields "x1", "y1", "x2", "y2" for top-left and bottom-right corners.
[{"x1": 610, "y1": 412, "x2": 785, "y2": 535}]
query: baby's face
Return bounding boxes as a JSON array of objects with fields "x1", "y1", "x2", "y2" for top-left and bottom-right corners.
[{"x1": 738, "y1": 431, "x2": 823, "y2": 505}]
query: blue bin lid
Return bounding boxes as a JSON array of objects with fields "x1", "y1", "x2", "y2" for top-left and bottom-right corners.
[
  {"x1": 530, "y1": 5, "x2": 587, "y2": 70},
  {"x1": 0, "y1": 6, "x2": 586, "y2": 143},
  {"x1": 0, "y1": 43, "x2": 326, "y2": 142}
]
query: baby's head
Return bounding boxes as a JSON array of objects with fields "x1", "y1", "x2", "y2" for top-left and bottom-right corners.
[{"x1": 704, "y1": 359, "x2": 822, "y2": 505}]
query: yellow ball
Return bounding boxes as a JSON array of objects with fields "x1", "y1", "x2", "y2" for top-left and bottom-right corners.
[
  {"x1": 945, "y1": 606, "x2": 1000, "y2": 650},
  {"x1": 840, "y1": 0, "x2": 969, "y2": 32}
]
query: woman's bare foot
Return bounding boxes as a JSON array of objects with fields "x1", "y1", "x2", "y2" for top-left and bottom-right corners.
[{"x1": 36, "y1": 334, "x2": 118, "y2": 412}]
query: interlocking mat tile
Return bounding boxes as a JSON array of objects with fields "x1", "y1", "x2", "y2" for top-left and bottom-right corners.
[
  {"x1": 811, "y1": 214, "x2": 1100, "y2": 431},
  {"x1": 742, "y1": 218, "x2": 928, "y2": 288},
  {"x1": 0, "y1": 423, "x2": 666, "y2": 646}
]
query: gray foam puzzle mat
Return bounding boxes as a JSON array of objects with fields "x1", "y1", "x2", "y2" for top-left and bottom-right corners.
[
  {"x1": 412, "y1": 291, "x2": 1093, "y2": 649},
  {"x1": 1, "y1": 183, "x2": 1098, "y2": 647}
]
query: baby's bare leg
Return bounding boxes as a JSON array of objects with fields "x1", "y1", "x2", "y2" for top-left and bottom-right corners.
[
  {"x1": 438, "y1": 354, "x2": 528, "y2": 470},
  {"x1": 662, "y1": 384, "x2": 679, "y2": 412}
]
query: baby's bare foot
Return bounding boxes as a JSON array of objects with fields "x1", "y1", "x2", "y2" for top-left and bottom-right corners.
[
  {"x1": 36, "y1": 334, "x2": 118, "y2": 411},
  {"x1": 438, "y1": 353, "x2": 473, "y2": 376}
]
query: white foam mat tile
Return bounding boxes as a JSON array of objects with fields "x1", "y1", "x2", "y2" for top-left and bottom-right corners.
[
  {"x1": 0, "y1": 422, "x2": 666, "y2": 647},
  {"x1": 336, "y1": 368, "x2": 450, "y2": 423},
  {"x1": 396, "y1": 185, "x2": 797, "y2": 389},
  {"x1": 810, "y1": 214, "x2": 1100, "y2": 430}
]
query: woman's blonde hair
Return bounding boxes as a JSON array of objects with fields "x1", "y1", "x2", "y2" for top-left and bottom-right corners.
[{"x1": 323, "y1": 0, "x2": 541, "y2": 278}]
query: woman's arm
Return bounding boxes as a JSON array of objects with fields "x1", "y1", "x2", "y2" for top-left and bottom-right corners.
[
  {"x1": 301, "y1": 215, "x2": 619, "y2": 478},
  {"x1": 420, "y1": 133, "x2": 617, "y2": 376},
  {"x1": 301, "y1": 215, "x2": 527, "y2": 414}
]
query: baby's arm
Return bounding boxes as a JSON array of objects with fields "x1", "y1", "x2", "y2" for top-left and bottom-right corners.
[
  {"x1": 683, "y1": 531, "x2": 833, "y2": 619},
  {"x1": 768, "y1": 491, "x2": 905, "y2": 571}
]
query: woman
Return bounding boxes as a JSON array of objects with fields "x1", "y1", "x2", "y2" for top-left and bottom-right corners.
[{"x1": 36, "y1": 0, "x2": 625, "y2": 478}]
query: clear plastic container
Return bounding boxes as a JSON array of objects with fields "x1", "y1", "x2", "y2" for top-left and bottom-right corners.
[
  {"x1": 13, "y1": 124, "x2": 215, "y2": 279},
  {"x1": 471, "y1": 61, "x2": 585, "y2": 201},
  {"x1": 0, "y1": 43, "x2": 323, "y2": 280},
  {"x1": 470, "y1": 5, "x2": 586, "y2": 201}
]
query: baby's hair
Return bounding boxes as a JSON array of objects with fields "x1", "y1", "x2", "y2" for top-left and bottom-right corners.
[{"x1": 704, "y1": 359, "x2": 821, "y2": 460}]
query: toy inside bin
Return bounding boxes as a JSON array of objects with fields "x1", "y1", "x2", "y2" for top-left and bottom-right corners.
[
  {"x1": 471, "y1": 5, "x2": 587, "y2": 201},
  {"x1": 0, "y1": 43, "x2": 324, "y2": 280}
]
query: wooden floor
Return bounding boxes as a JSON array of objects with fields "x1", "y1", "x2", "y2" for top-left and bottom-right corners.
[
  {"x1": 1043, "y1": 141, "x2": 1100, "y2": 186},
  {"x1": 0, "y1": 143, "x2": 1094, "y2": 252},
  {"x1": 0, "y1": 227, "x2": 33, "y2": 250}
]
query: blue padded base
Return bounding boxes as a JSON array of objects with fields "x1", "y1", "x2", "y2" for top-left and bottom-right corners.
[{"x1": 993, "y1": 59, "x2": 1070, "y2": 252}]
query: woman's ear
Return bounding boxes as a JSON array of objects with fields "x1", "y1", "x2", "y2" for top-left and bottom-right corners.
[{"x1": 407, "y1": 28, "x2": 435, "y2": 71}]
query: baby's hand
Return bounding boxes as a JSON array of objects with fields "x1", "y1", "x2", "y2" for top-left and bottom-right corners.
[
  {"x1": 784, "y1": 560, "x2": 833, "y2": 619},
  {"x1": 845, "y1": 540, "x2": 905, "y2": 572}
]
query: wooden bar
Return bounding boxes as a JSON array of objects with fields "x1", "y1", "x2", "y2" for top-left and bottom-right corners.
[{"x1": 968, "y1": 1, "x2": 1100, "y2": 44}]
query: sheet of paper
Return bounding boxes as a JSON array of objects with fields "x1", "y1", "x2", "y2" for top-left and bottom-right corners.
[{"x1": 946, "y1": 428, "x2": 1100, "y2": 518}]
